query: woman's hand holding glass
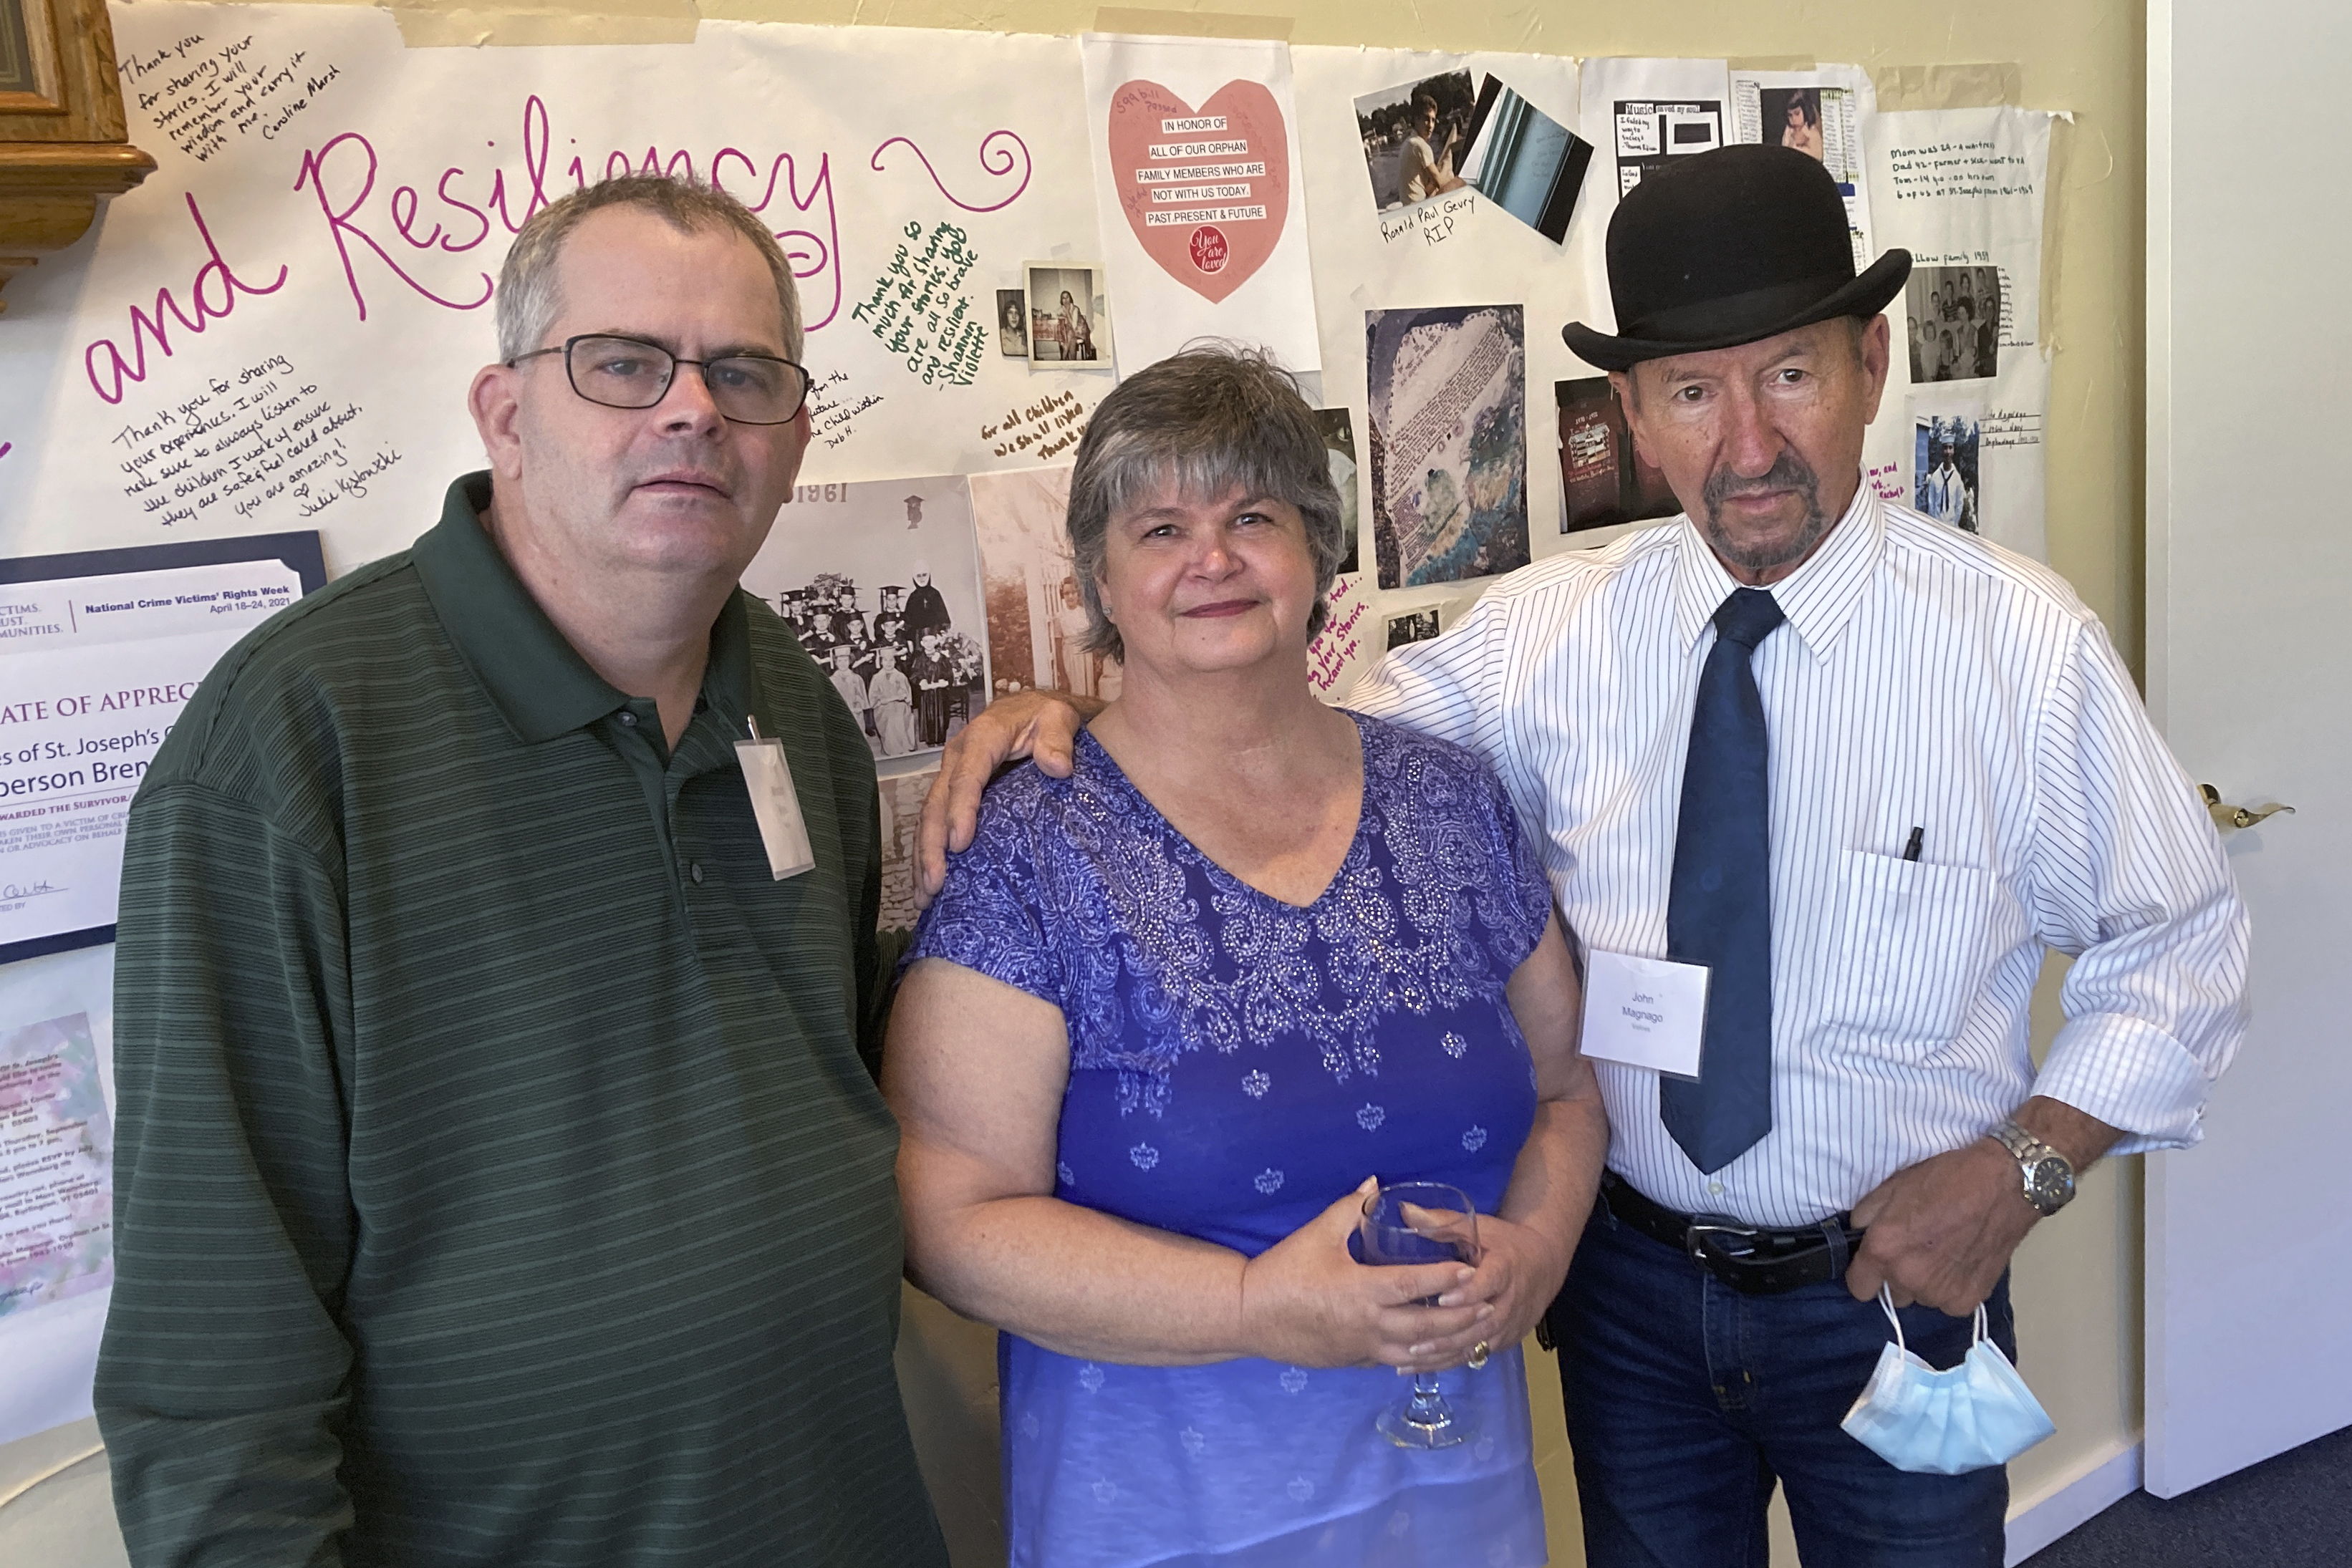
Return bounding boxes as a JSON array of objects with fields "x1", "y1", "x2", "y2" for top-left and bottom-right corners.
[
  {"x1": 1431, "y1": 1206, "x2": 1571, "y2": 1360},
  {"x1": 1235, "y1": 1177, "x2": 1498, "y2": 1374}
]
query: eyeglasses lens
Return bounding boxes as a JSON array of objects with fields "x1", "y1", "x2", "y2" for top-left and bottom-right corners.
[{"x1": 565, "y1": 336, "x2": 806, "y2": 425}]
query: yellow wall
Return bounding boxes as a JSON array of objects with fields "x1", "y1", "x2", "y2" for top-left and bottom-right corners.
[{"x1": 0, "y1": 4, "x2": 2150, "y2": 1564}]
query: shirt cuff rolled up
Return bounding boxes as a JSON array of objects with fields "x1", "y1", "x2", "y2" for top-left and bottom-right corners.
[{"x1": 2031, "y1": 1013, "x2": 2217, "y2": 1154}]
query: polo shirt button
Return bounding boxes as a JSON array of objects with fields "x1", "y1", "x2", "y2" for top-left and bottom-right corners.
[
  {"x1": 1707, "y1": 1181, "x2": 1725, "y2": 1196},
  {"x1": 690, "y1": 862, "x2": 703, "y2": 884},
  {"x1": 619, "y1": 711, "x2": 638, "y2": 727}
]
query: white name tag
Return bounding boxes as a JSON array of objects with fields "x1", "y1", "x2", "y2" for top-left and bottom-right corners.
[
  {"x1": 1581, "y1": 949, "x2": 1710, "y2": 1079},
  {"x1": 735, "y1": 737, "x2": 816, "y2": 880}
]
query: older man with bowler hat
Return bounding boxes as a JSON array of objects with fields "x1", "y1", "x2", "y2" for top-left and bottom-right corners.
[{"x1": 917, "y1": 144, "x2": 2247, "y2": 1565}]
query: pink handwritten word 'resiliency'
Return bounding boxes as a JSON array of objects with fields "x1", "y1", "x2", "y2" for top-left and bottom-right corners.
[
  {"x1": 291, "y1": 95, "x2": 844, "y2": 331},
  {"x1": 83, "y1": 193, "x2": 290, "y2": 406}
]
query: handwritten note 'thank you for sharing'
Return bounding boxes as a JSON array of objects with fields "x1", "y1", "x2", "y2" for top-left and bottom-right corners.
[{"x1": 107, "y1": 351, "x2": 402, "y2": 530}]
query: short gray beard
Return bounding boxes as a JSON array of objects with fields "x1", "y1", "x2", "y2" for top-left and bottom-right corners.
[{"x1": 1698, "y1": 448, "x2": 1831, "y2": 576}]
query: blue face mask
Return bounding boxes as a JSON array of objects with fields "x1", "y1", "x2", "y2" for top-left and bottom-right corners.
[{"x1": 1840, "y1": 1287, "x2": 2055, "y2": 1475}]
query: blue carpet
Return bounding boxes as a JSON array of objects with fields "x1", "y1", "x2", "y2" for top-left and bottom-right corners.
[{"x1": 2023, "y1": 1422, "x2": 2352, "y2": 1567}]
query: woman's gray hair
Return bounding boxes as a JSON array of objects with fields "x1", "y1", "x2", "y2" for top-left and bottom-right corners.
[
  {"x1": 495, "y1": 172, "x2": 804, "y2": 365},
  {"x1": 1066, "y1": 344, "x2": 1346, "y2": 663}
]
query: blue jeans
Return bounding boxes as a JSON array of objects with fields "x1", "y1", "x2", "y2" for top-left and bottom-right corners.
[{"x1": 1546, "y1": 1197, "x2": 2012, "y2": 1567}]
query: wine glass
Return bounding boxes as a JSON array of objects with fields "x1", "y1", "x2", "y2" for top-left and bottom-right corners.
[{"x1": 1359, "y1": 1180, "x2": 1481, "y2": 1449}]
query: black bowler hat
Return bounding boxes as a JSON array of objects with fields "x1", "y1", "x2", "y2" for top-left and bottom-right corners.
[{"x1": 1561, "y1": 145, "x2": 1911, "y2": 372}]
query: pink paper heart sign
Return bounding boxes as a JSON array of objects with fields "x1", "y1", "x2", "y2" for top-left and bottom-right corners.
[{"x1": 1106, "y1": 79, "x2": 1291, "y2": 304}]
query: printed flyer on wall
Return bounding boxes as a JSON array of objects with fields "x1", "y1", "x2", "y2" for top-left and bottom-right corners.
[{"x1": 0, "y1": 533, "x2": 327, "y2": 962}]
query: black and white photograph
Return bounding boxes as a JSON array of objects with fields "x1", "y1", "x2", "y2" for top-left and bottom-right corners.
[
  {"x1": 996, "y1": 289, "x2": 1029, "y2": 357},
  {"x1": 1354, "y1": 69, "x2": 1477, "y2": 212},
  {"x1": 1314, "y1": 407, "x2": 1361, "y2": 575},
  {"x1": 1905, "y1": 264, "x2": 2000, "y2": 383},
  {"x1": 742, "y1": 477, "x2": 990, "y2": 766},
  {"x1": 1386, "y1": 608, "x2": 1440, "y2": 649},
  {"x1": 1025, "y1": 264, "x2": 1107, "y2": 367},
  {"x1": 1914, "y1": 412, "x2": 1982, "y2": 534},
  {"x1": 1460, "y1": 77, "x2": 1594, "y2": 243}
]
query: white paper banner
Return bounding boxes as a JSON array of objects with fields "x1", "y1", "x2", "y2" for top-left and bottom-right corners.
[{"x1": 0, "y1": 6, "x2": 1115, "y2": 573}]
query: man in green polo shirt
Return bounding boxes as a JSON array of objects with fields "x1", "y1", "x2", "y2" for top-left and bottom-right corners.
[{"x1": 95, "y1": 173, "x2": 949, "y2": 1567}]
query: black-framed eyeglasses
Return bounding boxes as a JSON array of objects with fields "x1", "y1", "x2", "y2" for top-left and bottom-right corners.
[{"x1": 509, "y1": 334, "x2": 811, "y2": 426}]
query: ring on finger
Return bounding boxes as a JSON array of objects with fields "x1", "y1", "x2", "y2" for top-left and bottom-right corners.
[{"x1": 1466, "y1": 1340, "x2": 1490, "y2": 1370}]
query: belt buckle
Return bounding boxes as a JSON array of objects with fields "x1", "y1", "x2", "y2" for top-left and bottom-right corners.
[{"x1": 1684, "y1": 1216, "x2": 1763, "y2": 1283}]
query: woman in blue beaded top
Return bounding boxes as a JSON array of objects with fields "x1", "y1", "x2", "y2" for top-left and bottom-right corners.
[{"x1": 886, "y1": 346, "x2": 1606, "y2": 1568}]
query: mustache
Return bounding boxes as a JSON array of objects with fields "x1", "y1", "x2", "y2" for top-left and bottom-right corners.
[{"x1": 1702, "y1": 448, "x2": 1821, "y2": 519}]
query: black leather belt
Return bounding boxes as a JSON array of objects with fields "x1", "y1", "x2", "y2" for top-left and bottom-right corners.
[{"x1": 1601, "y1": 1170, "x2": 1865, "y2": 1295}]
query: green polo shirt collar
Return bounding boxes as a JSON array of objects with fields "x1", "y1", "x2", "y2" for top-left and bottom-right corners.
[{"x1": 413, "y1": 471, "x2": 758, "y2": 747}]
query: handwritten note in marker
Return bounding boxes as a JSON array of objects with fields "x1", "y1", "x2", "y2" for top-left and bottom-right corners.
[{"x1": 1581, "y1": 949, "x2": 1710, "y2": 1079}]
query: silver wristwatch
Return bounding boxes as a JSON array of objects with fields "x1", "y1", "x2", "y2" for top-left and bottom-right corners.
[{"x1": 1990, "y1": 1118, "x2": 2076, "y2": 1216}]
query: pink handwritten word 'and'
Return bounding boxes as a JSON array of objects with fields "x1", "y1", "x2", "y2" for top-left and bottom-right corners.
[{"x1": 83, "y1": 195, "x2": 289, "y2": 407}]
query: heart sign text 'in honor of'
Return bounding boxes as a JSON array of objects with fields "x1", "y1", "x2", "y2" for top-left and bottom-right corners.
[{"x1": 1105, "y1": 79, "x2": 1291, "y2": 304}]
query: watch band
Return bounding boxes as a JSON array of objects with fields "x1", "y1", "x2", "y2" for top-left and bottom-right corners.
[
  {"x1": 1990, "y1": 1118, "x2": 2076, "y2": 1215},
  {"x1": 1989, "y1": 1118, "x2": 2045, "y2": 1164}
]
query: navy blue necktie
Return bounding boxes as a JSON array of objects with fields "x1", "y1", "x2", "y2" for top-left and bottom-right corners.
[{"x1": 1662, "y1": 588, "x2": 1785, "y2": 1175}]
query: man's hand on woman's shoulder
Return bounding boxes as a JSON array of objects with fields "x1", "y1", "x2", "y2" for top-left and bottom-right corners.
[{"x1": 916, "y1": 689, "x2": 1099, "y2": 906}]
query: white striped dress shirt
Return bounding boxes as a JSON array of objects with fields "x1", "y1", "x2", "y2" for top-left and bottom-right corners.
[{"x1": 1353, "y1": 485, "x2": 2250, "y2": 1226}]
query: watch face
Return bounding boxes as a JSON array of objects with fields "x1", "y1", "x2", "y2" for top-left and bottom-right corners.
[{"x1": 2028, "y1": 1157, "x2": 2075, "y2": 1211}]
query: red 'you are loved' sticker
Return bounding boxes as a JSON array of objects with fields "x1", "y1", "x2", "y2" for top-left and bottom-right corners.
[
  {"x1": 1106, "y1": 79, "x2": 1288, "y2": 303},
  {"x1": 1189, "y1": 225, "x2": 1228, "y2": 274}
]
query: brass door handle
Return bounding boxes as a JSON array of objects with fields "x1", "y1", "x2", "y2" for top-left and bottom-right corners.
[{"x1": 2201, "y1": 783, "x2": 2296, "y2": 831}]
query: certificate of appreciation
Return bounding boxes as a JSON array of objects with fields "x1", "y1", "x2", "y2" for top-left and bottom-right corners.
[{"x1": 0, "y1": 534, "x2": 325, "y2": 963}]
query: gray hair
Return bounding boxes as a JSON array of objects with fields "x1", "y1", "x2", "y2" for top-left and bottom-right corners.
[
  {"x1": 495, "y1": 172, "x2": 804, "y2": 364},
  {"x1": 1065, "y1": 344, "x2": 1346, "y2": 663}
]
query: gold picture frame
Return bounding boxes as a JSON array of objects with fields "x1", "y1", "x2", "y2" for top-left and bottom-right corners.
[
  {"x1": 0, "y1": 0, "x2": 70, "y2": 118},
  {"x1": 0, "y1": 0, "x2": 154, "y2": 311}
]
